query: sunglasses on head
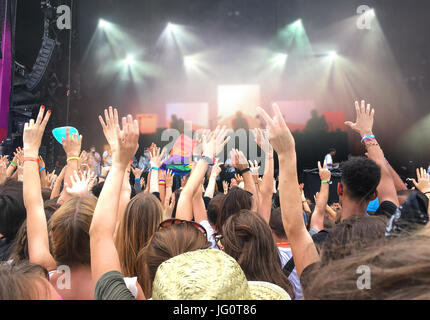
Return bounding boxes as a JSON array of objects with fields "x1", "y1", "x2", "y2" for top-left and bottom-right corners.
[{"x1": 157, "y1": 218, "x2": 207, "y2": 237}]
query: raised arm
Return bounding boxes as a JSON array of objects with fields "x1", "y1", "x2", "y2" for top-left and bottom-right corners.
[
  {"x1": 310, "y1": 161, "x2": 331, "y2": 231},
  {"x1": 252, "y1": 128, "x2": 274, "y2": 223},
  {"x1": 61, "y1": 128, "x2": 82, "y2": 204},
  {"x1": 204, "y1": 162, "x2": 221, "y2": 199},
  {"x1": 412, "y1": 168, "x2": 430, "y2": 217},
  {"x1": 176, "y1": 126, "x2": 230, "y2": 221},
  {"x1": 230, "y1": 148, "x2": 258, "y2": 211},
  {"x1": 90, "y1": 113, "x2": 139, "y2": 284},
  {"x1": 345, "y1": 100, "x2": 399, "y2": 206},
  {"x1": 257, "y1": 104, "x2": 319, "y2": 278},
  {"x1": 23, "y1": 106, "x2": 57, "y2": 271}
]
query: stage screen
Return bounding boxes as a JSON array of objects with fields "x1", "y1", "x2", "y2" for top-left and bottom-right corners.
[
  {"x1": 166, "y1": 103, "x2": 209, "y2": 129},
  {"x1": 218, "y1": 85, "x2": 260, "y2": 120}
]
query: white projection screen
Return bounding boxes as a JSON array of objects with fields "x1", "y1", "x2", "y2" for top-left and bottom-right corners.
[
  {"x1": 166, "y1": 103, "x2": 209, "y2": 130},
  {"x1": 217, "y1": 85, "x2": 260, "y2": 119}
]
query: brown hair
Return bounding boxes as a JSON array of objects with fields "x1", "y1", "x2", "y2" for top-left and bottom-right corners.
[
  {"x1": 216, "y1": 187, "x2": 252, "y2": 233},
  {"x1": 9, "y1": 200, "x2": 60, "y2": 266},
  {"x1": 49, "y1": 196, "x2": 96, "y2": 267},
  {"x1": 0, "y1": 262, "x2": 51, "y2": 299},
  {"x1": 115, "y1": 193, "x2": 164, "y2": 278},
  {"x1": 222, "y1": 210, "x2": 295, "y2": 299},
  {"x1": 207, "y1": 193, "x2": 225, "y2": 228},
  {"x1": 136, "y1": 223, "x2": 210, "y2": 298},
  {"x1": 319, "y1": 215, "x2": 387, "y2": 263},
  {"x1": 303, "y1": 229, "x2": 430, "y2": 299}
]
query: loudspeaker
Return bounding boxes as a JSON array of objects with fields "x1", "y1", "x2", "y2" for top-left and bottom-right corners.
[{"x1": 25, "y1": 37, "x2": 57, "y2": 92}]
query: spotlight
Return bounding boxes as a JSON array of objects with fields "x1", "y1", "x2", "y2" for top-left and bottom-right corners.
[
  {"x1": 328, "y1": 51, "x2": 338, "y2": 59},
  {"x1": 183, "y1": 55, "x2": 195, "y2": 67},
  {"x1": 124, "y1": 55, "x2": 135, "y2": 66},
  {"x1": 274, "y1": 53, "x2": 288, "y2": 65},
  {"x1": 166, "y1": 22, "x2": 178, "y2": 33},
  {"x1": 292, "y1": 19, "x2": 302, "y2": 28},
  {"x1": 99, "y1": 19, "x2": 112, "y2": 29}
]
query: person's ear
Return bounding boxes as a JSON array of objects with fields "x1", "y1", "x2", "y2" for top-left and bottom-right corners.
[{"x1": 337, "y1": 183, "x2": 343, "y2": 196}]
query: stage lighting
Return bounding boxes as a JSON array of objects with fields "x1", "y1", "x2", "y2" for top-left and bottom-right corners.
[
  {"x1": 292, "y1": 19, "x2": 303, "y2": 28},
  {"x1": 124, "y1": 55, "x2": 135, "y2": 66},
  {"x1": 183, "y1": 55, "x2": 196, "y2": 67},
  {"x1": 328, "y1": 51, "x2": 338, "y2": 60},
  {"x1": 99, "y1": 19, "x2": 111, "y2": 29},
  {"x1": 166, "y1": 22, "x2": 179, "y2": 33},
  {"x1": 274, "y1": 53, "x2": 288, "y2": 66}
]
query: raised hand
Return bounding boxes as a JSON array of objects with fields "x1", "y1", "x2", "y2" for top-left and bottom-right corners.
[
  {"x1": 412, "y1": 168, "x2": 430, "y2": 194},
  {"x1": 13, "y1": 147, "x2": 24, "y2": 165},
  {"x1": 252, "y1": 128, "x2": 273, "y2": 154},
  {"x1": 62, "y1": 127, "x2": 82, "y2": 158},
  {"x1": 318, "y1": 161, "x2": 331, "y2": 182},
  {"x1": 65, "y1": 170, "x2": 95, "y2": 197},
  {"x1": 256, "y1": 104, "x2": 295, "y2": 156},
  {"x1": 23, "y1": 106, "x2": 51, "y2": 157},
  {"x1": 230, "y1": 149, "x2": 249, "y2": 171},
  {"x1": 165, "y1": 169, "x2": 174, "y2": 188},
  {"x1": 0, "y1": 163, "x2": 7, "y2": 184},
  {"x1": 131, "y1": 166, "x2": 143, "y2": 179},
  {"x1": 99, "y1": 106, "x2": 120, "y2": 153},
  {"x1": 149, "y1": 146, "x2": 163, "y2": 168},
  {"x1": 202, "y1": 126, "x2": 230, "y2": 159},
  {"x1": 222, "y1": 180, "x2": 229, "y2": 194},
  {"x1": 210, "y1": 161, "x2": 222, "y2": 178},
  {"x1": 111, "y1": 115, "x2": 139, "y2": 168},
  {"x1": 234, "y1": 173, "x2": 244, "y2": 185},
  {"x1": 248, "y1": 160, "x2": 260, "y2": 176},
  {"x1": 344, "y1": 100, "x2": 375, "y2": 137}
]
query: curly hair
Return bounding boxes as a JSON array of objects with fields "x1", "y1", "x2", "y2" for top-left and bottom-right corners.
[{"x1": 340, "y1": 157, "x2": 381, "y2": 202}]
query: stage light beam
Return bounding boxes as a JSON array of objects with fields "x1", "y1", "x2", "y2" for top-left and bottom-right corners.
[
  {"x1": 124, "y1": 55, "x2": 135, "y2": 67},
  {"x1": 328, "y1": 51, "x2": 338, "y2": 60},
  {"x1": 99, "y1": 19, "x2": 112, "y2": 30}
]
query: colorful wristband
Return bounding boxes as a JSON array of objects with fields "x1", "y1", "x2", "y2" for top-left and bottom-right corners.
[
  {"x1": 10, "y1": 161, "x2": 17, "y2": 166},
  {"x1": 361, "y1": 135, "x2": 375, "y2": 143},
  {"x1": 321, "y1": 180, "x2": 332, "y2": 185},
  {"x1": 150, "y1": 167, "x2": 159, "y2": 171},
  {"x1": 40, "y1": 167, "x2": 46, "y2": 172},
  {"x1": 135, "y1": 178, "x2": 141, "y2": 181},
  {"x1": 67, "y1": 157, "x2": 80, "y2": 162}
]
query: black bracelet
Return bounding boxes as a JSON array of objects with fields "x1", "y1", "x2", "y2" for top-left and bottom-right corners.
[{"x1": 238, "y1": 168, "x2": 251, "y2": 175}]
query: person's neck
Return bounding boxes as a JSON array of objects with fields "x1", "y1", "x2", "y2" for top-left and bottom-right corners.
[{"x1": 341, "y1": 198, "x2": 368, "y2": 221}]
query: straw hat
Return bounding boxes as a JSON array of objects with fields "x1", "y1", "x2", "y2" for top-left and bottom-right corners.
[{"x1": 152, "y1": 249, "x2": 291, "y2": 300}]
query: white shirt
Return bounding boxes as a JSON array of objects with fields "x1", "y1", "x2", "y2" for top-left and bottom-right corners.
[
  {"x1": 278, "y1": 247, "x2": 303, "y2": 300},
  {"x1": 324, "y1": 154, "x2": 338, "y2": 169},
  {"x1": 200, "y1": 220, "x2": 217, "y2": 249}
]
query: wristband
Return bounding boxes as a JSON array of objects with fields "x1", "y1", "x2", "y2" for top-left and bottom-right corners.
[
  {"x1": 200, "y1": 156, "x2": 215, "y2": 165},
  {"x1": 10, "y1": 161, "x2": 17, "y2": 166},
  {"x1": 135, "y1": 178, "x2": 141, "y2": 181},
  {"x1": 23, "y1": 157, "x2": 39, "y2": 164},
  {"x1": 150, "y1": 167, "x2": 159, "y2": 171},
  {"x1": 238, "y1": 168, "x2": 251, "y2": 175},
  {"x1": 321, "y1": 180, "x2": 332, "y2": 185},
  {"x1": 361, "y1": 134, "x2": 375, "y2": 143},
  {"x1": 40, "y1": 167, "x2": 46, "y2": 172},
  {"x1": 99, "y1": 174, "x2": 106, "y2": 178},
  {"x1": 67, "y1": 157, "x2": 80, "y2": 162},
  {"x1": 159, "y1": 179, "x2": 166, "y2": 182}
]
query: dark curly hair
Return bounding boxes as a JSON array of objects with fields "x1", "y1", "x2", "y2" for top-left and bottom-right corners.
[{"x1": 340, "y1": 157, "x2": 381, "y2": 202}]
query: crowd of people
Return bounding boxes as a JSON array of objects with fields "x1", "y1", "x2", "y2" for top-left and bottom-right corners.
[{"x1": 0, "y1": 100, "x2": 429, "y2": 300}]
